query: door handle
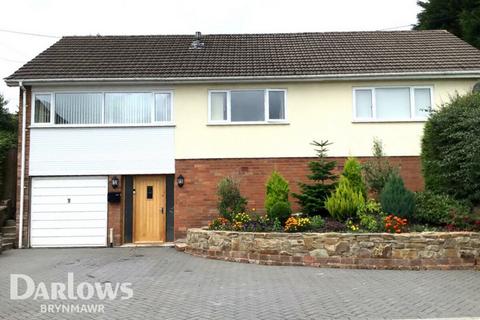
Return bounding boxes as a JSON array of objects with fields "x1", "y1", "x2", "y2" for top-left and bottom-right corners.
[{"x1": 161, "y1": 208, "x2": 164, "y2": 214}]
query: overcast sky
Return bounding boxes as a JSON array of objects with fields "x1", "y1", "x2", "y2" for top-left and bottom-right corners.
[{"x1": 0, "y1": 0, "x2": 421, "y2": 112}]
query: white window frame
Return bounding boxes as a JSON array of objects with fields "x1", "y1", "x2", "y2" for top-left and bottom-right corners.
[
  {"x1": 352, "y1": 86, "x2": 433, "y2": 122},
  {"x1": 207, "y1": 89, "x2": 288, "y2": 125},
  {"x1": 31, "y1": 90, "x2": 174, "y2": 127}
]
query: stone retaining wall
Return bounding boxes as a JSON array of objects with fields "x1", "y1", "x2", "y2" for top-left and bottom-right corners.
[{"x1": 185, "y1": 228, "x2": 480, "y2": 270}]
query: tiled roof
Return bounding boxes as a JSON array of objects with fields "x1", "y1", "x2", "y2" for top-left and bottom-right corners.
[{"x1": 5, "y1": 30, "x2": 480, "y2": 82}]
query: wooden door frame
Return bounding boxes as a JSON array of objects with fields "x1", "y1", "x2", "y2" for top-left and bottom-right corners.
[{"x1": 132, "y1": 175, "x2": 166, "y2": 243}]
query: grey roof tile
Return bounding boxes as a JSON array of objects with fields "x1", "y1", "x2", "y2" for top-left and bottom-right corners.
[{"x1": 5, "y1": 30, "x2": 480, "y2": 81}]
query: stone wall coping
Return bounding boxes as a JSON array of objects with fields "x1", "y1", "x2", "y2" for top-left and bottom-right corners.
[{"x1": 188, "y1": 228, "x2": 479, "y2": 238}]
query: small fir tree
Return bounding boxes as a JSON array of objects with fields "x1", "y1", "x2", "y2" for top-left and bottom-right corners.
[
  {"x1": 265, "y1": 171, "x2": 290, "y2": 215},
  {"x1": 292, "y1": 140, "x2": 338, "y2": 215},
  {"x1": 325, "y1": 176, "x2": 365, "y2": 222},
  {"x1": 380, "y1": 173, "x2": 415, "y2": 219},
  {"x1": 342, "y1": 157, "x2": 367, "y2": 198}
]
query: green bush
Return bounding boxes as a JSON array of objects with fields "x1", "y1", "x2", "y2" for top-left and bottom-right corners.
[
  {"x1": 342, "y1": 157, "x2": 367, "y2": 198},
  {"x1": 265, "y1": 171, "x2": 290, "y2": 215},
  {"x1": 268, "y1": 201, "x2": 292, "y2": 225},
  {"x1": 325, "y1": 176, "x2": 365, "y2": 222},
  {"x1": 363, "y1": 138, "x2": 398, "y2": 195},
  {"x1": 310, "y1": 215, "x2": 325, "y2": 230},
  {"x1": 414, "y1": 191, "x2": 470, "y2": 226},
  {"x1": 292, "y1": 140, "x2": 338, "y2": 216},
  {"x1": 421, "y1": 92, "x2": 480, "y2": 206},
  {"x1": 380, "y1": 173, "x2": 415, "y2": 219},
  {"x1": 217, "y1": 177, "x2": 247, "y2": 221},
  {"x1": 356, "y1": 199, "x2": 386, "y2": 232}
]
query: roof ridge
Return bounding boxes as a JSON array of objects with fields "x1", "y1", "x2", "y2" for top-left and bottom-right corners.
[{"x1": 60, "y1": 30, "x2": 449, "y2": 38}]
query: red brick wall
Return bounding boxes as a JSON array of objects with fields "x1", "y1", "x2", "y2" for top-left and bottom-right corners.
[
  {"x1": 174, "y1": 156, "x2": 423, "y2": 239},
  {"x1": 15, "y1": 87, "x2": 31, "y2": 248}
]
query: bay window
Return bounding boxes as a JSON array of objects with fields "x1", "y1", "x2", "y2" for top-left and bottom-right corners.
[
  {"x1": 32, "y1": 91, "x2": 173, "y2": 126},
  {"x1": 208, "y1": 89, "x2": 287, "y2": 123},
  {"x1": 353, "y1": 86, "x2": 432, "y2": 121}
]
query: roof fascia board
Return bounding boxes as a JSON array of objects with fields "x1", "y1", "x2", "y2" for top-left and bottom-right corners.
[{"x1": 5, "y1": 71, "x2": 480, "y2": 87}]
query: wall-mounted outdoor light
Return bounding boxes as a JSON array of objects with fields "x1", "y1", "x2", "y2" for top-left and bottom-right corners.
[
  {"x1": 111, "y1": 176, "x2": 120, "y2": 189},
  {"x1": 177, "y1": 174, "x2": 185, "y2": 188}
]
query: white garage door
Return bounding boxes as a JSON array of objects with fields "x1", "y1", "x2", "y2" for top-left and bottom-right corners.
[{"x1": 30, "y1": 176, "x2": 108, "y2": 247}]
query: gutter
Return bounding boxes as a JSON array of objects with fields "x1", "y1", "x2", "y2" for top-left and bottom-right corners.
[
  {"x1": 18, "y1": 81, "x2": 27, "y2": 249},
  {"x1": 5, "y1": 70, "x2": 480, "y2": 86}
]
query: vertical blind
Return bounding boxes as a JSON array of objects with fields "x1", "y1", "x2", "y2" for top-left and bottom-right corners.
[
  {"x1": 268, "y1": 91, "x2": 285, "y2": 120},
  {"x1": 105, "y1": 93, "x2": 153, "y2": 124},
  {"x1": 210, "y1": 92, "x2": 227, "y2": 121},
  {"x1": 155, "y1": 93, "x2": 172, "y2": 122},
  {"x1": 55, "y1": 93, "x2": 103, "y2": 124},
  {"x1": 34, "y1": 94, "x2": 51, "y2": 123}
]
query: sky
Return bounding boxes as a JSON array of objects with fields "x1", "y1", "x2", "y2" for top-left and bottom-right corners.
[{"x1": 0, "y1": 0, "x2": 421, "y2": 112}]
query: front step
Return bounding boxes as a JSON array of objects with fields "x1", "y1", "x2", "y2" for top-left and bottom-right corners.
[{"x1": 1, "y1": 221, "x2": 17, "y2": 251}]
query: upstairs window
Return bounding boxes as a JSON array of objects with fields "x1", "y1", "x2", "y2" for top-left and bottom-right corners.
[
  {"x1": 34, "y1": 94, "x2": 52, "y2": 123},
  {"x1": 353, "y1": 86, "x2": 432, "y2": 121},
  {"x1": 208, "y1": 89, "x2": 287, "y2": 124},
  {"x1": 32, "y1": 91, "x2": 173, "y2": 126}
]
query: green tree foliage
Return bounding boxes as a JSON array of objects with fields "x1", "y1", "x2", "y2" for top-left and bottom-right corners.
[
  {"x1": 415, "y1": 0, "x2": 480, "y2": 48},
  {"x1": 264, "y1": 171, "x2": 290, "y2": 215},
  {"x1": 363, "y1": 138, "x2": 397, "y2": 195},
  {"x1": 414, "y1": 191, "x2": 471, "y2": 226},
  {"x1": 325, "y1": 176, "x2": 365, "y2": 222},
  {"x1": 217, "y1": 177, "x2": 247, "y2": 221},
  {"x1": 380, "y1": 173, "x2": 415, "y2": 219},
  {"x1": 0, "y1": 94, "x2": 17, "y2": 177},
  {"x1": 268, "y1": 201, "x2": 292, "y2": 225},
  {"x1": 421, "y1": 92, "x2": 480, "y2": 206},
  {"x1": 292, "y1": 140, "x2": 337, "y2": 215},
  {"x1": 342, "y1": 157, "x2": 367, "y2": 198}
]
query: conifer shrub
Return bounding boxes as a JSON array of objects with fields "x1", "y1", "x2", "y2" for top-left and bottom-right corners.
[
  {"x1": 265, "y1": 171, "x2": 291, "y2": 215},
  {"x1": 380, "y1": 173, "x2": 415, "y2": 219},
  {"x1": 342, "y1": 157, "x2": 367, "y2": 198},
  {"x1": 268, "y1": 201, "x2": 292, "y2": 225},
  {"x1": 292, "y1": 140, "x2": 338, "y2": 215},
  {"x1": 325, "y1": 176, "x2": 365, "y2": 222}
]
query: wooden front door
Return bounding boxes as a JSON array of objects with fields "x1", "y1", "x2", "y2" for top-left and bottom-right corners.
[{"x1": 133, "y1": 175, "x2": 166, "y2": 243}]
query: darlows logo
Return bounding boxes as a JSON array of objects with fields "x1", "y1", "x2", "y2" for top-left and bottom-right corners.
[{"x1": 10, "y1": 272, "x2": 132, "y2": 314}]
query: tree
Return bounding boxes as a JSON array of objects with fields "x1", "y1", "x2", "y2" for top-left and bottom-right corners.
[
  {"x1": 421, "y1": 92, "x2": 480, "y2": 206},
  {"x1": 414, "y1": 0, "x2": 480, "y2": 48},
  {"x1": 362, "y1": 138, "x2": 397, "y2": 196},
  {"x1": 0, "y1": 94, "x2": 18, "y2": 197},
  {"x1": 216, "y1": 176, "x2": 247, "y2": 221},
  {"x1": 342, "y1": 157, "x2": 367, "y2": 198},
  {"x1": 380, "y1": 173, "x2": 416, "y2": 219},
  {"x1": 264, "y1": 171, "x2": 290, "y2": 215},
  {"x1": 292, "y1": 140, "x2": 337, "y2": 215}
]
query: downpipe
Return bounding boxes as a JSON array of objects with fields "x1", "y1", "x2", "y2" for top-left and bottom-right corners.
[{"x1": 18, "y1": 81, "x2": 27, "y2": 249}]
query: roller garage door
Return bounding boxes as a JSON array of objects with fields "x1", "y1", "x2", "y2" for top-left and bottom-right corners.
[{"x1": 30, "y1": 176, "x2": 108, "y2": 247}]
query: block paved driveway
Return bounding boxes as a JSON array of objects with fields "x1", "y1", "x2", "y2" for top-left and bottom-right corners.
[{"x1": 0, "y1": 248, "x2": 479, "y2": 320}]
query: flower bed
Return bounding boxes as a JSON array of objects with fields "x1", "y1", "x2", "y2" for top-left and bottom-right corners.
[{"x1": 185, "y1": 228, "x2": 480, "y2": 270}]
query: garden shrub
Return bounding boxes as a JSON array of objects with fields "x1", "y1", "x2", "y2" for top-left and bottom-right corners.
[
  {"x1": 268, "y1": 201, "x2": 292, "y2": 225},
  {"x1": 265, "y1": 171, "x2": 290, "y2": 215},
  {"x1": 217, "y1": 177, "x2": 247, "y2": 221},
  {"x1": 363, "y1": 138, "x2": 398, "y2": 196},
  {"x1": 413, "y1": 191, "x2": 470, "y2": 226},
  {"x1": 421, "y1": 92, "x2": 480, "y2": 206},
  {"x1": 342, "y1": 157, "x2": 367, "y2": 198},
  {"x1": 292, "y1": 140, "x2": 337, "y2": 216},
  {"x1": 356, "y1": 199, "x2": 386, "y2": 232},
  {"x1": 310, "y1": 215, "x2": 325, "y2": 230},
  {"x1": 380, "y1": 173, "x2": 415, "y2": 219},
  {"x1": 325, "y1": 176, "x2": 365, "y2": 222}
]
